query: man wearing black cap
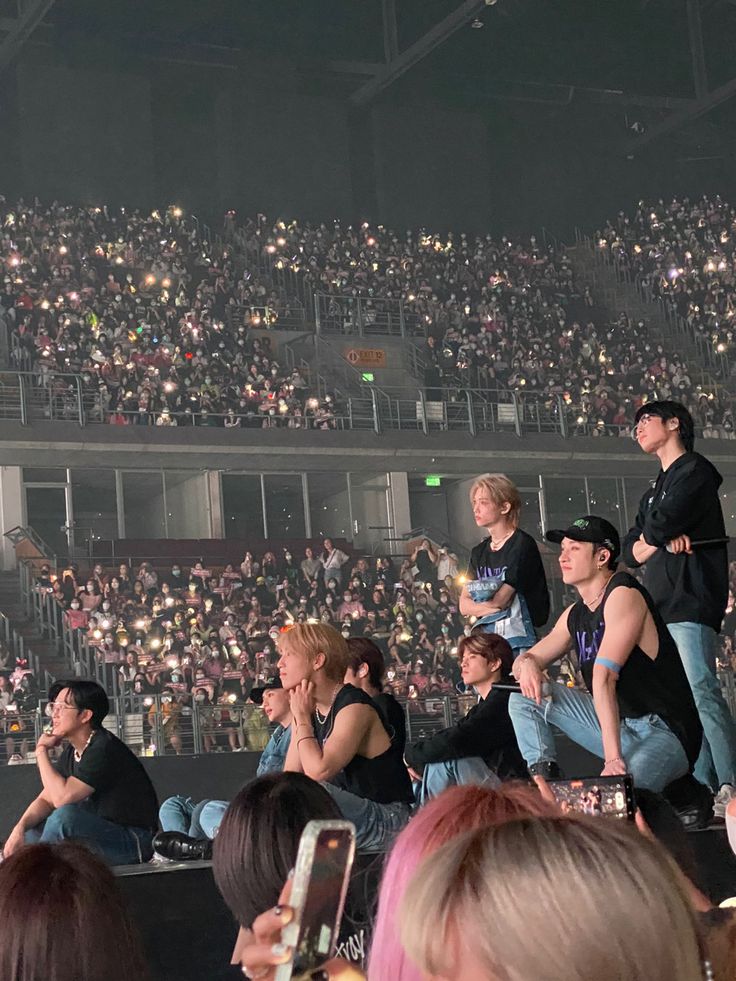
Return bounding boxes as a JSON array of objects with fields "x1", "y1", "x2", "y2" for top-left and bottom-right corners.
[
  {"x1": 509, "y1": 515, "x2": 702, "y2": 793},
  {"x1": 622, "y1": 400, "x2": 736, "y2": 815},
  {"x1": 153, "y1": 678, "x2": 291, "y2": 860}
]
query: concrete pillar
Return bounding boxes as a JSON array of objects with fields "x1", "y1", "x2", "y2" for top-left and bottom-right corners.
[
  {"x1": 0, "y1": 466, "x2": 24, "y2": 571},
  {"x1": 388, "y1": 471, "x2": 412, "y2": 554},
  {"x1": 207, "y1": 471, "x2": 224, "y2": 539}
]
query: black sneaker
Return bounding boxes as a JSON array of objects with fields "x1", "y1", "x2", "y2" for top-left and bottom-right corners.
[
  {"x1": 663, "y1": 774, "x2": 714, "y2": 830},
  {"x1": 152, "y1": 831, "x2": 213, "y2": 861},
  {"x1": 528, "y1": 761, "x2": 564, "y2": 780}
]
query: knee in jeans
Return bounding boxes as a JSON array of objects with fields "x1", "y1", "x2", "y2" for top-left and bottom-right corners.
[{"x1": 45, "y1": 804, "x2": 79, "y2": 837}]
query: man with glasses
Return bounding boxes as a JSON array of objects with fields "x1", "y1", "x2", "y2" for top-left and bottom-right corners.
[
  {"x1": 2, "y1": 679, "x2": 158, "y2": 864},
  {"x1": 622, "y1": 400, "x2": 736, "y2": 816}
]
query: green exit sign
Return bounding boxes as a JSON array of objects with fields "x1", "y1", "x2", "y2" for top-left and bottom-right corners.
[
  {"x1": 361, "y1": 372, "x2": 375, "y2": 382},
  {"x1": 425, "y1": 475, "x2": 441, "y2": 487}
]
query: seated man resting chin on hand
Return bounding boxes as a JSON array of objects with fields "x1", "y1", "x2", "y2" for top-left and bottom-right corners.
[{"x1": 3, "y1": 679, "x2": 158, "y2": 865}]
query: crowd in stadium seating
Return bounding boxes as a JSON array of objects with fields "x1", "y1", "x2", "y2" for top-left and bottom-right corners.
[
  {"x1": 4, "y1": 195, "x2": 736, "y2": 437},
  {"x1": 599, "y1": 195, "x2": 736, "y2": 363},
  {"x1": 26, "y1": 540, "x2": 466, "y2": 758},
  {"x1": 246, "y1": 214, "x2": 733, "y2": 435},
  {"x1": 0, "y1": 644, "x2": 40, "y2": 764},
  {"x1": 0, "y1": 198, "x2": 338, "y2": 428}
]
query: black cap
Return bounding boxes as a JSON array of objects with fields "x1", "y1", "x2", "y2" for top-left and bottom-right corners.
[
  {"x1": 545, "y1": 515, "x2": 620, "y2": 560},
  {"x1": 250, "y1": 676, "x2": 283, "y2": 705}
]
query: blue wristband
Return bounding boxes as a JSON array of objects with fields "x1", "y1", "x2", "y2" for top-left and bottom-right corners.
[{"x1": 595, "y1": 656, "x2": 621, "y2": 675}]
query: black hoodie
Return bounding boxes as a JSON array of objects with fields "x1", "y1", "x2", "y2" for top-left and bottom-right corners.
[{"x1": 621, "y1": 451, "x2": 728, "y2": 631}]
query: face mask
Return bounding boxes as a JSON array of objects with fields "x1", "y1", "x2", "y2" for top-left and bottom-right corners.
[
  {"x1": 70, "y1": 601, "x2": 80, "y2": 610},
  {"x1": 195, "y1": 692, "x2": 205, "y2": 702}
]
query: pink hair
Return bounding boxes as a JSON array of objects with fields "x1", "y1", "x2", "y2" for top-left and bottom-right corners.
[{"x1": 367, "y1": 783, "x2": 560, "y2": 981}]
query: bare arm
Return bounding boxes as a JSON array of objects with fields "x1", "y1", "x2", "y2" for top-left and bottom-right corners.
[
  {"x1": 35, "y1": 738, "x2": 95, "y2": 808},
  {"x1": 293, "y1": 704, "x2": 380, "y2": 783},
  {"x1": 631, "y1": 536, "x2": 659, "y2": 564},
  {"x1": 512, "y1": 607, "x2": 573, "y2": 702},
  {"x1": 591, "y1": 587, "x2": 646, "y2": 773}
]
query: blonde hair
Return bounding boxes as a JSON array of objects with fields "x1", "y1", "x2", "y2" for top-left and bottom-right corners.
[
  {"x1": 469, "y1": 473, "x2": 521, "y2": 526},
  {"x1": 399, "y1": 816, "x2": 704, "y2": 981},
  {"x1": 277, "y1": 623, "x2": 349, "y2": 683}
]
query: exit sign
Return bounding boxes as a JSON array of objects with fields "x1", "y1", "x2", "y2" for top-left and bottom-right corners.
[
  {"x1": 361, "y1": 372, "x2": 375, "y2": 382},
  {"x1": 425, "y1": 475, "x2": 441, "y2": 487}
]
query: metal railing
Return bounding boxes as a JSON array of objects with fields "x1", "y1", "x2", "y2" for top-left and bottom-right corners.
[{"x1": 314, "y1": 293, "x2": 424, "y2": 338}]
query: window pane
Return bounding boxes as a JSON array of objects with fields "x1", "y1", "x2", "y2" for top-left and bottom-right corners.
[
  {"x1": 264, "y1": 475, "x2": 306, "y2": 539},
  {"x1": 25, "y1": 486, "x2": 68, "y2": 557},
  {"x1": 164, "y1": 472, "x2": 210, "y2": 538},
  {"x1": 71, "y1": 470, "x2": 118, "y2": 543},
  {"x1": 718, "y1": 477, "x2": 736, "y2": 537},
  {"x1": 622, "y1": 476, "x2": 646, "y2": 532},
  {"x1": 222, "y1": 475, "x2": 265, "y2": 540},
  {"x1": 23, "y1": 468, "x2": 66, "y2": 482},
  {"x1": 122, "y1": 472, "x2": 166, "y2": 538},
  {"x1": 308, "y1": 472, "x2": 351, "y2": 540},
  {"x1": 542, "y1": 477, "x2": 587, "y2": 532},
  {"x1": 349, "y1": 473, "x2": 388, "y2": 552},
  {"x1": 586, "y1": 478, "x2": 626, "y2": 535}
]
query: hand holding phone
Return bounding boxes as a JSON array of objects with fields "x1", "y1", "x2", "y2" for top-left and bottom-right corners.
[{"x1": 275, "y1": 820, "x2": 356, "y2": 981}]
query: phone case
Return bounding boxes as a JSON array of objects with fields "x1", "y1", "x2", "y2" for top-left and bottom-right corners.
[{"x1": 274, "y1": 820, "x2": 356, "y2": 981}]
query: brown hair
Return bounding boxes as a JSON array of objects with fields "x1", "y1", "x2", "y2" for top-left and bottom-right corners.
[
  {"x1": 469, "y1": 473, "x2": 522, "y2": 526},
  {"x1": 0, "y1": 842, "x2": 148, "y2": 981},
  {"x1": 213, "y1": 772, "x2": 341, "y2": 929},
  {"x1": 458, "y1": 631, "x2": 514, "y2": 679},
  {"x1": 346, "y1": 636, "x2": 386, "y2": 690},
  {"x1": 278, "y1": 622, "x2": 349, "y2": 683}
]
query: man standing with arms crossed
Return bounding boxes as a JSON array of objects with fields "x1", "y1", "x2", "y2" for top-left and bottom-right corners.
[{"x1": 623, "y1": 400, "x2": 736, "y2": 816}]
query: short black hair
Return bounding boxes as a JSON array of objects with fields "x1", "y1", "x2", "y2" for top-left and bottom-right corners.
[
  {"x1": 634, "y1": 400, "x2": 695, "y2": 453},
  {"x1": 346, "y1": 637, "x2": 386, "y2": 690},
  {"x1": 49, "y1": 679, "x2": 109, "y2": 729}
]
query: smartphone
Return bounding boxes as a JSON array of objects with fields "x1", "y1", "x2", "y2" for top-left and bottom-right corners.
[
  {"x1": 547, "y1": 775, "x2": 635, "y2": 820},
  {"x1": 275, "y1": 820, "x2": 356, "y2": 981}
]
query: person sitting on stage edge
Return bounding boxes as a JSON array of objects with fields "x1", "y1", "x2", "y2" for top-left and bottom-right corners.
[
  {"x1": 345, "y1": 637, "x2": 406, "y2": 756},
  {"x1": 280, "y1": 623, "x2": 414, "y2": 852},
  {"x1": 460, "y1": 473, "x2": 549, "y2": 657},
  {"x1": 154, "y1": 676, "x2": 292, "y2": 860},
  {"x1": 509, "y1": 516, "x2": 704, "y2": 799},
  {"x1": 2, "y1": 679, "x2": 158, "y2": 864},
  {"x1": 404, "y1": 632, "x2": 527, "y2": 804}
]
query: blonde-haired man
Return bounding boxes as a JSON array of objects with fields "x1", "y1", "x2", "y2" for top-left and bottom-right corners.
[
  {"x1": 280, "y1": 623, "x2": 413, "y2": 850},
  {"x1": 460, "y1": 473, "x2": 549, "y2": 655}
]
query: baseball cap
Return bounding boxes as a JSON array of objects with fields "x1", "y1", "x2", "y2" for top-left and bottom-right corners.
[
  {"x1": 545, "y1": 515, "x2": 620, "y2": 560},
  {"x1": 250, "y1": 676, "x2": 283, "y2": 705}
]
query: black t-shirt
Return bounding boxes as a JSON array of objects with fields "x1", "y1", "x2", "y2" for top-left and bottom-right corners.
[
  {"x1": 469, "y1": 529, "x2": 550, "y2": 628},
  {"x1": 372, "y1": 691, "x2": 407, "y2": 758},
  {"x1": 567, "y1": 571, "x2": 702, "y2": 766},
  {"x1": 56, "y1": 728, "x2": 159, "y2": 830},
  {"x1": 312, "y1": 685, "x2": 413, "y2": 805}
]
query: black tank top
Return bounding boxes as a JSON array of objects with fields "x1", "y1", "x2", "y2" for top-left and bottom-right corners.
[
  {"x1": 567, "y1": 571, "x2": 701, "y2": 766},
  {"x1": 313, "y1": 684, "x2": 414, "y2": 805}
]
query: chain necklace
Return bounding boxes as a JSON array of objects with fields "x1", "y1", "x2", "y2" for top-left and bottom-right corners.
[
  {"x1": 73, "y1": 730, "x2": 95, "y2": 763},
  {"x1": 314, "y1": 683, "x2": 343, "y2": 725},
  {"x1": 587, "y1": 574, "x2": 615, "y2": 611},
  {"x1": 490, "y1": 528, "x2": 514, "y2": 551}
]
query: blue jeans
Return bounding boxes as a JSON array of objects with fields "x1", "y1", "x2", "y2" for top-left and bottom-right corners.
[
  {"x1": 508, "y1": 684, "x2": 689, "y2": 792},
  {"x1": 668, "y1": 622, "x2": 736, "y2": 790},
  {"x1": 159, "y1": 795, "x2": 229, "y2": 840},
  {"x1": 415, "y1": 757, "x2": 501, "y2": 806},
  {"x1": 25, "y1": 803, "x2": 153, "y2": 865},
  {"x1": 323, "y1": 784, "x2": 411, "y2": 852}
]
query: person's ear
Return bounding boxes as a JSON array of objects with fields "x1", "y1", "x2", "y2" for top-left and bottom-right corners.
[
  {"x1": 313, "y1": 651, "x2": 326, "y2": 672},
  {"x1": 500, "y1": 502, "x2": 511, "y2": 515}
]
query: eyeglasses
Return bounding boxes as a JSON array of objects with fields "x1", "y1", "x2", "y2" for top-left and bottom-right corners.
[
  {"x1": 45, "y1": 702, "x2": 79, "y2": 717},
  {"x1": 631, "y1": 412, "x2": 661, "y2": 440}
]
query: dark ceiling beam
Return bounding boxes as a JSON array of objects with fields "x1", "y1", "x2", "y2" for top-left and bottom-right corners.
[
  {"x1": 624, "y1": 74, "x2": 736, "y2": 152},
  {"x1": 484, "y1": 79, "x2": 693, "y2": 109},
  {"x1": 381, "y1": 0, "x2": 399, "y2": 63},
  {"x1": 686, "y1": 0, "x2": 708, "y2": 98},
  {"x1": 350, "y1": 0, "x2": 485, "y2": 107},
  {"x1": 0, "y1": 0, "x2": 56, "y2": 72}
]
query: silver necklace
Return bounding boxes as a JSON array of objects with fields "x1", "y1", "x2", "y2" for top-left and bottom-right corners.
[
  {"x1": 315, "y1": 683, "x2": 343, "y2": 725},
  {"x1": 490, "y1": 529, "x2": 514, "y2": 550},
  {"x1": 587, "y1": 574, "x2": 614, "y2": 610}
]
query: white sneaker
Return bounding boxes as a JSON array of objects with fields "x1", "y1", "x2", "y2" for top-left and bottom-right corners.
[{"x1": 713, "y1": 784, "x2": 736, "y2": 819}]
